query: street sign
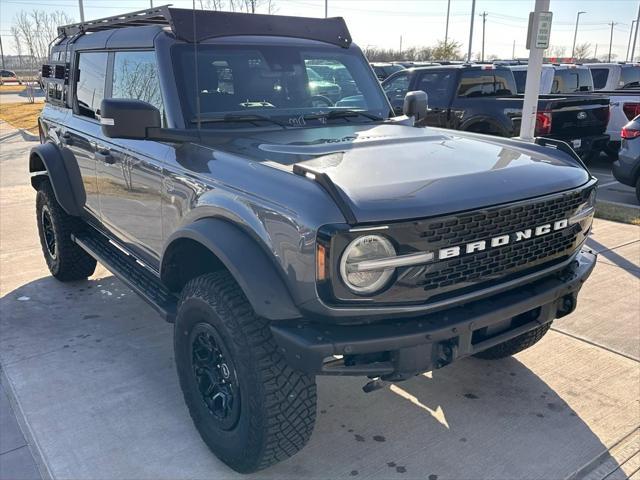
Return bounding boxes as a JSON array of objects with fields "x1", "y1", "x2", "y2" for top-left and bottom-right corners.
[{"x1": 526, "y1": 11, "x2": 553, "y2": 49}]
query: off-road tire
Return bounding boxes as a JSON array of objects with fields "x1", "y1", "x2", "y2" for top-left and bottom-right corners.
[
  {"x1": 174, "y1": 271, "x2": 317, "y2": 473},
  {"x1": 473, "y1": 322, "x2": 552, "y2": 360},
  {"x1": 35, "y1": 180, "x2": 96, "y2": 281}
]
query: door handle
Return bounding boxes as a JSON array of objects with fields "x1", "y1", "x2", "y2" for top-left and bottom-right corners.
[{"x1": 95, "y1": 149, "x2": 115, "y2": 164}]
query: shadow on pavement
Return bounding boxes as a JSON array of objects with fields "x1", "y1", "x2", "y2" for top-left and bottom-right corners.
[
  {"x1": 586, "y1": 237, "x2": 640, "y2": 278},
  {"x1": 0, "y1": 275, "x2": 621, "y2": 479}
]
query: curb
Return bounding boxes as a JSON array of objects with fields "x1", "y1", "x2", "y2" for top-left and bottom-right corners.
[{"x1": 0, "y1": 366, "x2": 53, "y2": 480}]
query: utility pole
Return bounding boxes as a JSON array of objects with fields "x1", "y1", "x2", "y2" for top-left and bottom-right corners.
[
  {"x1": 594, "y1": 44, "x2": 598, "y2": 59},
  {"x1": 467, "y1": 0, "x2": 476, "y2": 62},
  {"x1": 444, "y1": 0, "x2": 451, "y2": 50},
  {"x1": 78, "y1": 0, "x2": 85, "y2": 22},
  {"x1": 512, "y1": 40, "x2": 516, "y2": 59},
  {"x1": 608, "y1": 22, "x2": 618, "y2": 62},
  {"x1": 150, "y1": 0, "x2": 153, "y2": 7},
  {"x1": 0, "y1": 36, "x2": 5, "y2": 70},
  {"x1": 571, "y1": 11, "x2": 586, "y2": 59},
  {"x1": 626, "y1": 20, "x2": 637, "y2": 61},
  {"x1": 399, "y1": 35, "x2": 403, "y2": 55},
  {"x1": 324, "y1": 0, "x2": 328, "y2": 18},
  {"x1": 632, "y1": 3, "x2": 640, "y2": 62},
  {"x1": 480, "y1": 12, "x2": 487, "y2": 62}
]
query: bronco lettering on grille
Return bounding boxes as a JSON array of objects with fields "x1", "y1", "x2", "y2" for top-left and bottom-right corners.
[{"x1": 436, "y1": 219, "x2": 568, "y2": 261}]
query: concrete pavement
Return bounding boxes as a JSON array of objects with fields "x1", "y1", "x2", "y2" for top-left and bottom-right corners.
[{"x1": 1, "y1": 120, "x2": 639, "y2": 480}]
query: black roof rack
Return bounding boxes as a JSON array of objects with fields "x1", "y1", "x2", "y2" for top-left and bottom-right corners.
[
  {"x1": 57, "y1": 5, "x2": 352, "y2": 48},
  {"x1": 58, "y1": 5, "x2": 171, "y2": 36}
]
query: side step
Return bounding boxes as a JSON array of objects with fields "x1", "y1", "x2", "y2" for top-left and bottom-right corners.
[{"x1": 72, "y1": 233, "x2": 178, "y2": 322}]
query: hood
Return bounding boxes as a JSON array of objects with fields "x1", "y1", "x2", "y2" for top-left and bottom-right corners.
[{"x1": 204, "y1": 123, "x2": 591, "y2": 223}]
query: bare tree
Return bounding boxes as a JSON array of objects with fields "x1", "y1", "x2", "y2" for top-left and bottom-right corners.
[
  {"x1": 11, "y1": 9, "x2": 73, "y2": 101},
  {"x1": 200, "y1": 0, "x2": 276, "y2": 13},
  {"x1": 573, "y1": 42, "x2": 592, "y2": 61}
]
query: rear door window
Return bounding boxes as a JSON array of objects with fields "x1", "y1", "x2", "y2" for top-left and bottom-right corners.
[
  {"x1": 511, "y1": 70, "x2": 527, "y2": 93},
  {"x1": 590, "y1": 68, "x2": 609, "y2": 90},
  {"x1": 457, "y1": 69, "x2": 516, "y2": 97},
  {"x1": 75, "y1": 52, "x2": 108, "y2": 119}
]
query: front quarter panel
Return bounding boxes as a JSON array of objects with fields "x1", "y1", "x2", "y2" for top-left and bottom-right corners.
[{"x1": 161, "y1": 141, "x2": 346, "y2": 307}]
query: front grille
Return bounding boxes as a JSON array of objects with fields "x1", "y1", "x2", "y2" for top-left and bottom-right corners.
[
  {"x1": 322, "y1": 184, "x2": 594, "y2": 307},
  {"x1": 413, "y1": 188, "x2": 588, "y2": 297}
]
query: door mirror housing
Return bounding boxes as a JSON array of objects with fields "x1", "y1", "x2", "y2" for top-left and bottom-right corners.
[
  {"x1": 100, "y1": 98, "x2": 161, "y2": 139},
  {"x1": 403, "y1": 91, "x2": 428, "y2": 123}
]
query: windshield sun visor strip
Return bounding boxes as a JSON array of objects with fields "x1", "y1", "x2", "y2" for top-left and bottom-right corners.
[{"x1": 292, "y1": 164, "x2": 357, "y2": 225}]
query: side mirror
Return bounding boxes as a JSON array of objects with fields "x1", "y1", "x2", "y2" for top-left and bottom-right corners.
[
  {"x1": 100, "y1": 98, "x2": 160, "y2": 139},
  {"x1": 403, "y1": 91, "x2": 428, "y2": 123}
]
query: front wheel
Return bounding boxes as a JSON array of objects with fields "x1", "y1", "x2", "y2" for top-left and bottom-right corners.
[
  {"x1": 174, "y1": 272, "x2": 317, "y2": 473},
  {"x1": 36, "y1": 180, "x2": 96, "y2": 281},
  {"x1": 474, "y1": 322, "x2": 552, "y2": 360}
]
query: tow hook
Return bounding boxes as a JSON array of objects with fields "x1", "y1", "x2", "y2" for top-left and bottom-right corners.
[{"x1": 437, "y1": 340, "x2": 459, "y2": 368}]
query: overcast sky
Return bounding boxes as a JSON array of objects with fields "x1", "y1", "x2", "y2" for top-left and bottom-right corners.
[{"x1": 1, "y1": 0, "x2": 638, "y2": 60}]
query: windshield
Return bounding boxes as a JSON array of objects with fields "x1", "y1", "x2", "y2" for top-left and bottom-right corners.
[{"x1": 171, "y1": 43, "x2": 390, "y2": 128}]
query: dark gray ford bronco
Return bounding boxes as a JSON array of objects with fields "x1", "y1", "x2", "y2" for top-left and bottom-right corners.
[{"x1": 33, "y1": 6, "x2": 597, "y2": 473}]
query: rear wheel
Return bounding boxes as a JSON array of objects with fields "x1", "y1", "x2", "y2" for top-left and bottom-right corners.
[
  {"x1": 474, "y1": 322, "x2": 552, "y2": 360},
  {"x1": 35, "y1": 180, "x2": 96, "y2": 281},
  {"x1": 174, "y1": 271, "x2": 317, "y2": 473}
]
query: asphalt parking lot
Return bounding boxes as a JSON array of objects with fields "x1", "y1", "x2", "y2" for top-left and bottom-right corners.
[{"x1": 0, "y1": 120, "x2": 639, "y2": 480}]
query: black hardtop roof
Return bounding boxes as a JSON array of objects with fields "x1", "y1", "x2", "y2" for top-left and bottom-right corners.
[{"x1": 56, "y1": 5, "x2": 352, "y2": 49}]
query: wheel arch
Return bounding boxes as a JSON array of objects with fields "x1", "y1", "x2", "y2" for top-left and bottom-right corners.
[
  {"x1": 460, "y1": 116, "x2": 510, "y2": 137},
  {"x1": 29, "y1": 142, "x2": 85, "y2": 216},
  {"x1": 161, "y1": 217, "x2": 302, "y2": 321}
]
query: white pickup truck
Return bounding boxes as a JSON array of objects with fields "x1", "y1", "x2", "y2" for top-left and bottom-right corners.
[{"x1": 585, "y1": 63, "x2": 640, "y2": 91}]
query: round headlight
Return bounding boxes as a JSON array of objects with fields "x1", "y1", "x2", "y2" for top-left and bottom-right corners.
[{"x1": 339, "y1": 235, "x2": 396, "y2": 294}]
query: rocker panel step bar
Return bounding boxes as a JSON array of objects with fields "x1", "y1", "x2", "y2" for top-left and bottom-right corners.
[{"x1": 72, "y1": 233, "x2": 178, "y2": 322}]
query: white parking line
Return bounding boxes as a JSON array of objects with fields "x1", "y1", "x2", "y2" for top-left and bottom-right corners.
[{"x1": 598, "y1": 180, "x2": 623, "y2": 188}]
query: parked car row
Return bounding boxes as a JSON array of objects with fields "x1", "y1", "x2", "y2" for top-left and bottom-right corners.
[
  {"x1": 373, "y1": 60, "x2": 638, "y2": 161},
  {"x1": 380, "y1": 64, "x2": 610, "y2": 159}
]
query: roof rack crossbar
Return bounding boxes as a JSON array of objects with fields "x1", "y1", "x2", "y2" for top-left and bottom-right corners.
[{"x1": 56, "y1": 5, "x2": 352, "y2": 49}]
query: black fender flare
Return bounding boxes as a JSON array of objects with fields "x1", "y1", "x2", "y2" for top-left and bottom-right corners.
[
  {"x1": 460, "y1": 115, "x2": 511, "y2": 137},
  {"x1": 29, "y1": 142, "x2": 85, "y2": 216},
  {"x1": 161, "y1": 218, "x2": 302, "y2": 321}
]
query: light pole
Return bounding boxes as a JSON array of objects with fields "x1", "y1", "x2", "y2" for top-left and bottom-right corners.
[
  {"x1": 444, "y1": 0, "x2": 451, "y2": 50},
  {"x1": 325, "y1": 0, "x2": 328, "y2": 18},
  {"x1": 626, "y1": 20, "x2": 637, "y2": 61},
  {"x1": 467, "y1": 0, "x2": 476, "y2": 62},
  {"x1": 480, "y1": 12, "x2": 487, "y2": 62},
  {"x1": 608, "y1": 22, "x2": 617, "y2": 62},
  {"x1": 571, "y1": 11, "x2": 586, "y2": 60},
  {"x1": 632, "y1": 4, "x2": 640, "y2": 62}
]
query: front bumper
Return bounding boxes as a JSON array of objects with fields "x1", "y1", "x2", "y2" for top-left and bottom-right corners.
[{"x1": 271, "y1": 250, "x2": 596, "y2": 380}]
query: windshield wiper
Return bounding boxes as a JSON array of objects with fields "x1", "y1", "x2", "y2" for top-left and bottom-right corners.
[
  {"x1": 304, "y1": 110, "x2": 384, "y2": 122},
  {"x1": 190, "y1": 114, "x2": 287, "y2": 128}
]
